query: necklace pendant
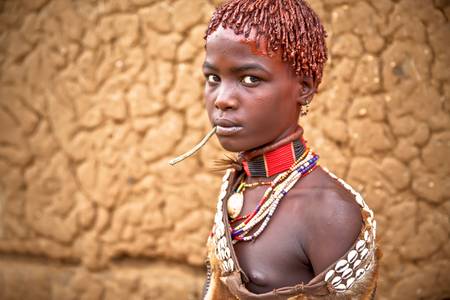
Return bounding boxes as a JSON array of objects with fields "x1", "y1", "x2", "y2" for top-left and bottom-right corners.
[{"x1": 227, "y1": 192, "x2": 244, "y2": 219}]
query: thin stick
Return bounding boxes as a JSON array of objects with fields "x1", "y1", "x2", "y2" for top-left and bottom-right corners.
[{"x1": 169, "y1": 127, "x2": 217, "y2": 166}]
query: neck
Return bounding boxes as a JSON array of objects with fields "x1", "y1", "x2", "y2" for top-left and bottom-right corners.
[
  {"x1": 241, "y1": 126, "x2": 304, "y2": 161},
  {"x1": 240, "y1": 126, "x2": 306, "y2": 177}
]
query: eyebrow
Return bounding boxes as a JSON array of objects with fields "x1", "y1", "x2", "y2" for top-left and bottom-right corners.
[
  {"x1": 203, "y1": 61, "x2": 269, "y2": 74},
  {"x1": 202, "y1": 61, "x2": 218, "y2": 71}
]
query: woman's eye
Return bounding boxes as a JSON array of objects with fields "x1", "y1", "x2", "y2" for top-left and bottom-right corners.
[
  {"x1": 242, "y1": 75, "x2": 260, "y2": 86},
  {"x1": 206, "y1": 74, "x2": 220, "y2": 84}
]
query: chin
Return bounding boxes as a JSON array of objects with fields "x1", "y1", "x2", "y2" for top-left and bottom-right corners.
[
  {"x1": 216, "y1": 136, "x2": 249, "y2": 153},
  {"x1": 217, "y1": 135, "x2": 265, "y2": 153}
]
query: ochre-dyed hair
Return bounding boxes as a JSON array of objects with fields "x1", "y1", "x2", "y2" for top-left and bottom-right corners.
[{"x1": 205, "y1": 0, "x2": 328, "y2": 86}]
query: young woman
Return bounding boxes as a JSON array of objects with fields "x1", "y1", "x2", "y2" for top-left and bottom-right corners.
[{"x1": 170, "y1": 0, "x2": 379, "y2": 298}]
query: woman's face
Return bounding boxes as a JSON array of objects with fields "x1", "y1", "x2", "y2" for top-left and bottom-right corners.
[{"x1": 203, "y1": 26, "x2": 304, "y2": 152}]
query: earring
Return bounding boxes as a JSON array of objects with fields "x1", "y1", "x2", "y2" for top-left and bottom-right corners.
[{"x1": 300, "y1": 100, "x2": 310, "y2": 116}]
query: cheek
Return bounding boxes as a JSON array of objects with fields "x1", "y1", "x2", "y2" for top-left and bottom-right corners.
[
  {"x1": 279, "y1": 78, "x2": 298, "y2": 98},
  {"x1": 247, "y1": 85, "x2": 298, "y2": 125},
  {"x1": 275, "y1": 80, "x2": 300, "y2": 112},
  {"x1": 253, "y1": 86, "x2": 290, "y2": 113},
  {"x1": 204, "y1": 89, "x2": 214, "y2": 114},
  {"x1": 245, "y1": 97, "x2": 281, "y2": 126},
  {"x1": 203, "y1": 87, "x2": 213, "y2": 110}
]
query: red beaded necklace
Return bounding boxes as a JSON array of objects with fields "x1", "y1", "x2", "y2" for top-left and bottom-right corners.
[{"x1": 242, "y1": 138, "x2": 307, "y2": 177}]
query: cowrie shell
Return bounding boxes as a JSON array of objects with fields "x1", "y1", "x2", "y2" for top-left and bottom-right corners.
[
  {"x1": 214, "y1": 246, "x2": 220, "y2": 257},
  {"x1": 364, "y1": 230, "x2": 370, "y2": 241},
  {"x1": 355, "y1": 194, "x2": 364, "y2": 207},
  {"x1": 217, "y1": 237, "x2": 227, "y2": 249},
  {"x1": 360, "y1": 248, "x2": 369, "y2": 260},
  {"x1": 215, "y1": 222, "x2": 225, "y2": 237},
  {"x1": 346, "y1": 277, "x2": 355, "y2": 288},
  {"x1": 325, "y1": 270, "x2": 335, "y2": 281},
  {"x1": 215, "y1": 247, "x2": 223, "y2": 259},
  {"x1": 342, "y1": 268, "x2": 353, "y2": 280},
  {"x1": 331, "y1": 276, "x2": 342, "y2": 287},
  {"x1": 347, "y1": 250, "x2": 358, "y2": 264},
  {"x1": 215, "y1": 211, "x2": 223, "y2": 223},
  {"x1": 221, "y1": 180, "x2": 229, "y2": 191},
  {"x1": 356, "y1": 268, "x2": 366, "y2": 279},
  {"x1": 222, "y1": 261, "x2": 229, "y2": 272},
  {"x1": 227, "y1": 192, "x2": 244, "y2": 219},
  {"x1": 353, "y1": 259, "x2": 362, "y2": 268},
  {"x1": 335, "y1": 283, "x2": 347, "y2": 292},
  {"x1": 356, "y1": 240, "x2": 366, "y2": 252},
  {"x1": 227, "y1": 258, "x2": 234, "y2": 271},
  {"x1": 218, "y1": 189, "x2": 227, "y2": 200},
  {"x1": 221, "y1": 249, "x2": 228, "y2": 260},
  {"x1": 335, "y1": 260, "x2": 349, "y2": 273},
  {"x1": 224, "y1": 247, "x2": 231, "y2": 259},
  {"x1": 365, "y1": 260, "x2": 373, "y2": 270}
]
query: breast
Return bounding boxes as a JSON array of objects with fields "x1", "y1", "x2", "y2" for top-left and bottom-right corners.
[
  {"x1": 247, "y1": 269, "x2": 269, "y2": 287},
  {"x1": 232, "y1": 203, "x2": 315, "y2": 294}
]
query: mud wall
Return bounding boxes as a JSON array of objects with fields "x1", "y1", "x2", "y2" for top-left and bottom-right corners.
[{"x1": 0, "y1": 0, "x2": 449, "y2": 299}]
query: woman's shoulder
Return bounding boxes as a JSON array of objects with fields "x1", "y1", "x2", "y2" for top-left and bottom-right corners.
[
  {"x1": 290, "y1": 166, "x2": 363, "y2": 223},
  {"x1": 286, "y1": 166, "x2": 376, "y2": 271},
  {"x1": 316, "y1": 168, "x2": 379, "y2": 295}
]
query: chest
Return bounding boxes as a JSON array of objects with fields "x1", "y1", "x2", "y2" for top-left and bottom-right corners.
[{"x1": 230, "y1": 186, "x2": 314, "y2": 292}]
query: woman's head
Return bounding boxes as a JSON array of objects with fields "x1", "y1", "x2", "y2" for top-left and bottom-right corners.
[
  {"x1": 205, "y1": 0, "x2": 328, "y2": 86},
  {"x1": 203, "y1": 0, "x2": 327, "y2": 152}
]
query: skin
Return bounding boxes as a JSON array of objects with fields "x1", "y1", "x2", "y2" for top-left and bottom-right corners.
[
  {"x1": 203, "y1": 26, "x2": 315, "y2": 153},
  {"x1": 203, "y1": 26, "x2": 362, "y2": 294}
]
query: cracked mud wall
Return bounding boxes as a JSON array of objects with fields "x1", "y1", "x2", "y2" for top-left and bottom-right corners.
[{"x1": 0, "y1": 0, "x2": 448, "y2": 299}]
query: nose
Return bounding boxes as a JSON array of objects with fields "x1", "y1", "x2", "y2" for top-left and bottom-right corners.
[{"x1": 215, "y1": 85, "x2": 239, "y2": 111}]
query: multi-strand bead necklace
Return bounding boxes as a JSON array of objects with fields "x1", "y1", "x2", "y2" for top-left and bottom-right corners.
[{"x1": 228, "y1": 146, "x2": 319, "y2": 242}]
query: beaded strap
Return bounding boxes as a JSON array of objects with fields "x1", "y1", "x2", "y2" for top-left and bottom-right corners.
[{"x1": 322, "y1": 168, "x2": 377, "y2": 293}]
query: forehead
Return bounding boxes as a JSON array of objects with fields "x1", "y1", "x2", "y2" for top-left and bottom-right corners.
[{"x1": 205, "y1": 26, "x2": 285, "y2": 66}]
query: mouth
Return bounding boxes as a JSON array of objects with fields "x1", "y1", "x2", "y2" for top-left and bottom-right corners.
[{"x1": 214, "y1": 118, "x2": 243, "y2": 136}]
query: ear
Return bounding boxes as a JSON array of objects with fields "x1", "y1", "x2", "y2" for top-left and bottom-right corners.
[{"x1": 297, "y1": 77, "x2": 317, "y2": 105}]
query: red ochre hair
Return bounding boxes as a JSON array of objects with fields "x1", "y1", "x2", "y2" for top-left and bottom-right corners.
[{"x1": 205, "y1": 0, "x2": 328, "y2": 86}]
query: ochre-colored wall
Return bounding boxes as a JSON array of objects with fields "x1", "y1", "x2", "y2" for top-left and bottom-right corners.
[{"x1": 0, "y1": 0, "x2": 449, "y2": 299}]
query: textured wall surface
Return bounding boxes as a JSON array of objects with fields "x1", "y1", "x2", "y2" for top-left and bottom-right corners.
[{"x1": 0, "y1": 0, "x2": 449, "y2": 299}]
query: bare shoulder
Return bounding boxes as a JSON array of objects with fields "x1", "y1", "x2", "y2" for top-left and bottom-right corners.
[
  {"x1": 302, "y1": 167, "x2": 361, "y2": 222},
  {"x1": 292, "y1": 167, "x2": 363, "y2": 275}
]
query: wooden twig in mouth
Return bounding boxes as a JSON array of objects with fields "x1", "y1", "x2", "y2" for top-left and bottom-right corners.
[{"x1": 169, "y1": 126, "x2": 217, "y2": 166}]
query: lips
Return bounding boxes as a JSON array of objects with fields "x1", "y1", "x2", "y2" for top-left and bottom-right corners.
[{"x1": 214, "y1": 118, "x2": 243, "y2": 136}]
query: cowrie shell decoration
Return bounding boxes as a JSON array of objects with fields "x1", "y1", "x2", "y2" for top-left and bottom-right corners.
[{"x1": 227, "y1": 192, "x2": 244, "y2": 219}]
